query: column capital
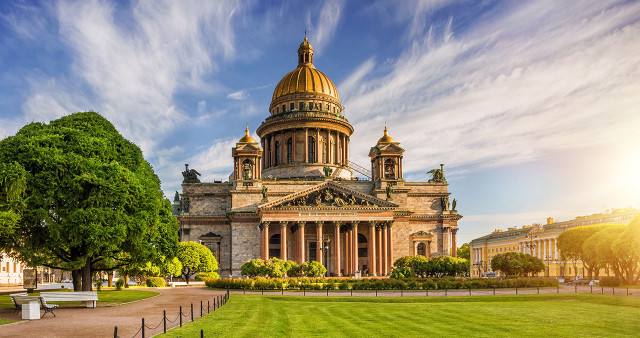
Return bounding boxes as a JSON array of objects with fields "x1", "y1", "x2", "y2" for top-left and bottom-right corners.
[
  {"x1": 333, "y1": 221, "x2": 344, "y2": 228},
  {"x1": 451, "y1": 228, "x2": 458, "y2": 234},
  {"x1": 386, "y1": 221, "x2": 394, "y2": 228},
  {"x1": 259, "y1": 221, "x2": 270, "y2": 230},
  {"x1": 280, "y1": 221, "x2": 288, "y2": 228},
  {"x1": 368, "y1": 220, "x2": 378, "y2": 227},
  {"x1": 315, "y1": 221, "x2": 323, "y2": 228}
]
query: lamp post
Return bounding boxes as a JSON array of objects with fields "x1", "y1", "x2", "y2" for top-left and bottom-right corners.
[{"x1": 323, "y1": 238, "x2": 330, "y2": 277}]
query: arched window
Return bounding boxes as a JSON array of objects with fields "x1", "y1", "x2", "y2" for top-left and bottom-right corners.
[
  {"x1": 286, "y1": 138, "x2": 293, "y2": 163},
  {"x1": 308, "y1": 136, "x2": 316, "y2": 162},
  {"x1": 269, "y1": 234, "x2": 281, "y2": 259},
  {"x1": 290, "y1": 103, "x2": 294, "y2": 111},
  {"x1": 274, "y1": 140, "x2": 280, "y2": 166},
  {"x1": 417, "y1": 243, "x2": 426, "y2": 256},
  {"x1": 384, "y1": 159, "x2": 395, "y2": 179},
  {"x1": 242, "y1": 159, "x2": 253, "y2": 180}
]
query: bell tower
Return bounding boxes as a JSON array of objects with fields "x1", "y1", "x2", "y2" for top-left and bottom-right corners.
[
  {"x1": 232, "y1": 126, "x2": 263, "y2": 184},
  {"x1": 369, "y1": 124, "x2": 404, "y2": 182}
]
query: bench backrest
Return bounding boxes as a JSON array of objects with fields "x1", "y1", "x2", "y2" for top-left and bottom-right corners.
[
  {"x1": 12, "y1": 295, "x2": 40, "y2": 306},
  {"x1": 40, "y1": 291, "x2": 98, "y2": 301},
  {"x1": 9, "y1": 293, "x2": 28, "y2": 307}
]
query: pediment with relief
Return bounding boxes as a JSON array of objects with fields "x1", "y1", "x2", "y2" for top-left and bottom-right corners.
[
  {"x1": 410, "y1": 231, "x2": 433, "y2": 238},
  {"x1": 259, "y1": 181, "x2": 397, "y2": 210}
]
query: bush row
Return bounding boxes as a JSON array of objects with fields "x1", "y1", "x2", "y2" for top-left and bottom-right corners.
[{"x1": 205, "y1": 276, "x2": 558, "y2": 290}]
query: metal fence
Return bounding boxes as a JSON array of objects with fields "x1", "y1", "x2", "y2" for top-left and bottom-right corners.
[{"x1": 114, "y1": 290, "x2": 229, "y2": 338}]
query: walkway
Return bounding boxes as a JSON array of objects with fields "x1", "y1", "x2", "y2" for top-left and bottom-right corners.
[{"x1": 0, "y1": 287, "x2": 224, "y2": 338}]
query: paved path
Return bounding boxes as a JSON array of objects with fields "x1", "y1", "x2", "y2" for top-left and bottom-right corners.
[{"x1": 0, "y1": 287, "x2": 225, "y2": 338}]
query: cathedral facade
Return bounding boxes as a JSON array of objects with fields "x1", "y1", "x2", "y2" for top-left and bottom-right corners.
[{"x1": 175, "y1": 37, "x2": 462, "y2": 277}]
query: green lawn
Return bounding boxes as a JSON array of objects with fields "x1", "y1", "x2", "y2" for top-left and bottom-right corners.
[
  {"x1": 0, "y1": 289, "x2": 157, "y2": 309},
  {"x1": 161, "y1": 294, "x2": 640, "y2": 337},
  {"x1": 0, "y1": 318, "x2": 18, "y2": 326}
]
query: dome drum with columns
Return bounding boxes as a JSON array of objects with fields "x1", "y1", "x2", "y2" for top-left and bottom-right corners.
[{"x1": 176, "y1": 37, "x2": 462, "y2": 278}]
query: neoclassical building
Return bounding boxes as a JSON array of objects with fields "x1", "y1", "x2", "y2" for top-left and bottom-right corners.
[{"x1": 176, "y1": 37, "x2": 462, "y2": 277}]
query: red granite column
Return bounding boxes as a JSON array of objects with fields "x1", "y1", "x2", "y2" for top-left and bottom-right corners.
[
  {"x1": 352, "y1": 223, "x2": 358, "y2": 274},
  {"x1": 280, "y1": 222, "x2": 287, "y2": 260},
  {"x1": 387, "y1": 222, "x2": 394, "y2": 272},
  {"x1": 452, "y1": 228, "x2": 458, "y2": 258},
  {"x1": 376, "y1": 225, "x2": 382, "y2": 276},
  {"x1": 315, "y1": 221, "x2": 323, "y2": 264},
  {"x1": 345, "y1": 228, "x2": 351, "y2": 275},
  {"x1": 300, "y1": 222, "x2": 306, "y2": 263},
  {"x1": 382, "y1": 223, "x2": 388, "y2": 275},
  {"x1": 368, "y1": 221, "x2": 377, "y2": 276},
  {"x1": 334, "y1": 222, "x2": 342, "y2": 276},
  {"x1": 260, "y1": 222, "x2": 267, "y2": 260}
]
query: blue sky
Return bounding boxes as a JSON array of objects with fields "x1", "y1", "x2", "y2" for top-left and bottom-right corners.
[{"x1": 1, "y1": 0, "x2": 639, "y2": 245}]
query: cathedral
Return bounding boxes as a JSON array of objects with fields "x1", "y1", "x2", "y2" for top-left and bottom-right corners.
[{"x1": 175, "y1": 37, "x2": 462, "y2": 277}]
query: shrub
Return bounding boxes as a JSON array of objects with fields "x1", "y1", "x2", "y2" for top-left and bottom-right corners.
[
  {"x1": 390, "y1": 266, "x2": 413, "y2": 279},
  {"x1": 195, "y1": 272, "x2": 220, "y2": 281},
  {"x1": 599, "y1": 276, "x2": 622, "y2": 287},
  {"x1": 146, "y1": 277, "x2": 166, "y2": 287},
  {"x1": 115, "y1": 278, "x2": 125, "y2": 291},
  {"x1": 299, "y1": 261, "x2": 327, "y2": 277}
]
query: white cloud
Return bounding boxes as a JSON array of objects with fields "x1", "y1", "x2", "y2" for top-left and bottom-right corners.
[
  {"x1": 13, "y1": 0, "x2": 246, "y2": 156},
  {"x1": 227, "y1": 90, "x2": 249, "y2": 100},
  {"x1": 343, "y1": 1, "x2": 640, "y2": 176},
  {"x1": 305, "y1": 0, "x2": 345, "y2": 52}
]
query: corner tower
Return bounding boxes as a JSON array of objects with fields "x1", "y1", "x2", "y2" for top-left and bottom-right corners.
[{"x1": 256, "y1": 36, "x2": 354, "y2": 179}]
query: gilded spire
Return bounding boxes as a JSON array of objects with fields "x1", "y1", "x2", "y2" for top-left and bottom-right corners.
[
  {"x1": 239, "y1": 125, "x2": 256, "y2": 143},
  {"x1": 377, "y1": 123, "x2": 395, "y2": 144},
  {"x1": 298, "y1": 33, "x2": 314, "y2": 67}
]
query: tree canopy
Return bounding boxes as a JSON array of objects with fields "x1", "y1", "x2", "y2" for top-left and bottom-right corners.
[
  {"x1": 457, "y1": 243, "x2": 470, "y2": 260},
  {"x1": 391, "y1": 255, "x2": 469, "y2": 278},
  {"x1": 556, "y1": 224, "x2": 609, "y2": 278},
  {"x1": 0, "y1": 112, "x2": 178, "y2": 290},
  {"x1": 177, "y1": 241, "x2": 218, "y2": 283},
  {"x1": 490, "y1": 252, "x2": 544, "y2": 277}
]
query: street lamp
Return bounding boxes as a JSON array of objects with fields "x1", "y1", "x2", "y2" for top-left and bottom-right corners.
[{"x1": 323, "y1": 237, "x2": 330, "y2": 277}]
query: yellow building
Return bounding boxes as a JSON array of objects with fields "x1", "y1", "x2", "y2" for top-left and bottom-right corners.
[{"x1": 469, "y1": 208, "x2": 639, "y2": 278}]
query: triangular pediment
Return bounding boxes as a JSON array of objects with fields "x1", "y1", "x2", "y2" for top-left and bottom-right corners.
[
  {"x1": 233, "y1": 143, "x2": 261, "y2": 152},
  {"x1": 259, "y1": 181, "x2": 398, "y2": 210},
  {"x1": 410, "y1": 231, "x2": 433, "y2": 238}
]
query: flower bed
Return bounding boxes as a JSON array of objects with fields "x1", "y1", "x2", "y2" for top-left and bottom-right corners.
[{"x1": 205, "y1": 276, "x2": 558, "y2": 290}]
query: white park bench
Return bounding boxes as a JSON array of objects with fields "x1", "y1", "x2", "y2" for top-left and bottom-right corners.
[
  {"x1": 40, "y1": 291, "x2": 98, "y2": 308},
  {"x1": 11, "y1": 294, "x2": 56, "y2": 320},
  {"x1": 9, "y1": 292, "x2": 28, "y2": 314},
  {"x1": 168, "y1": 281, "x2": 206, "y2": 287}
]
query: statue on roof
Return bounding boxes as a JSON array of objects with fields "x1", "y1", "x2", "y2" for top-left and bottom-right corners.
[
  {"x1": 182, "y1": 164, "x2": 201, "y2": 183},
  {"x1": 174, "y1": 191, "x2": 181, "y2": 202},
  {"x1": 441, "y1": 196, "x2": 450, "y2": 211},
  {"x1": 386, "y1": 183, "x2": 394, "y2": 200},
  {"x1": 428, "y1": 163, "x2": 447, "y2": 183},
  {"x1": 323, "y1": 166, "x2": 333, "y2": 177},
  {"x1": 262, "y1": 185, "x2": 268, "y2": 200},
  {"x1": 452, "y1": 198, "x2": 457, "y2": 211}
]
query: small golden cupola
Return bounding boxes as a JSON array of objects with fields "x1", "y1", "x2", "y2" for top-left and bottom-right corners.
[
  {"x1": 298, "y1": 36, "x2": 314, "y2": 67},
  {"x1": 238, "y1": 125, "x2": 256, "y2": 143},
  {"x1": 377, "y1": 124, "x2": 396, "y2": 145},
  {"x1": 369, "y1": 124, "x2": 405, "y2": 183},
  {"x1": 232, "y1": 126, "x2": 262, "y2": 184}
]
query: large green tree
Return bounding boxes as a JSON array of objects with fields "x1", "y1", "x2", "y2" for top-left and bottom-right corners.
[
  {"x1": 557, "y1": 224, "x2": 609, "y2": 279},
  {"x1": 0, "y1": 162, "x2": 27, "y2": 255},
  {"x1": 490, "y1": 252, "x2": 544, "y2": 277},
  {"x1": 457, "y1": 243, "x2": 470, "y2": 260},
  {"x1": 177, "y1": 242, "x2": 218, "y2": 283},
  {"x1": 583, "y1": 221, "x2": 639, "y2": 285},
  {"x1": 0, "y1": 112, "x2": 178, "y2": 291}
]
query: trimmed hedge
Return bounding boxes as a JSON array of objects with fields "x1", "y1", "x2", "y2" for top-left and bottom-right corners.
[
  {"x1": 145, "y1": 276, "x2": 166, "y2": 287},
  {"x1": 206, "y1": 276, "x2": 558, "y2": 290},
  {"x1": 195, "y1": 272, "x2": 220, "y2": 281}
]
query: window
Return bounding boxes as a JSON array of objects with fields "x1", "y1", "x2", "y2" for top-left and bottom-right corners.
[
  {"x1": 242, "y1": 159, "x2": 253, "y2": 180},
  {"x1": 384, "y1": 159, "x2": 395, "y2": 179},
  {"x1": 299, "y1": 102, "x2": 305, "y2": 111},
  {"x1": 276, "y1": 107, "x2": 279, "y2": 114},
  {"x1": 290, "y1": 103, "x2": 295, "y2": 111},
  {"x1": 286, "y1": 138, "x2": 293, "y2": 163},
  {"x1": 309, "y1": 242, "x2": 316, "y2": 261},
  {"x1": 308, "y1": 136, "x2": 316, "y2": 162},
  {"x1": 274, "y1": 141, "x2": 280, "y2": 166},
  {"x1": 282, "y1": 104, "x2": 286, "y2": 112},
  {"x1": 358, "y1": 233, "x2": 367, "y2": 257},
  {"x1": 309, "y1": 102, "x2": 313, "y2": 109},
  {"x1": 417, "y1": 243, "x2": 426, "y2": 256},
  {"x1": 318, "y1": 103, "x2": 322, "y2": 110}
]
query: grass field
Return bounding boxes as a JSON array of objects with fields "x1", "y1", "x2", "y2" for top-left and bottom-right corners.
[
  {"x1": 0, "y1": 318, "x2": 18, "y2": 325},
  {"x1": 0, "y1": 289, "x2": 158, "y2": 309},
  {"x1": 161, "y1": 294, "x2": 640, "y2": 337}
]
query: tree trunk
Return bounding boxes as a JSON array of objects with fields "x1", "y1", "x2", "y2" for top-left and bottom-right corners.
[
  {"x1": 72, "y1": 269, "x2": 82, "y2": 291},
  {"x1": 81, "y1": 257, "x2": 92, "y2": 291},
  {"x1": 107, "y1": 271, "x2": 113, "y2": 287},
  {"x1": 124, "y1": 274, "x2": 130, "y2": 288}
]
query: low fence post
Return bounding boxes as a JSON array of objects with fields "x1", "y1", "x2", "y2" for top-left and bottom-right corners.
[
  {"x1": 142, "y1": 318, "x2": 145, "y2": 338},
  {"x1": 351, "y1": 289, "x2": 353, "y2": 297},
  {"x1": 207, "y1": 300, "x2": 210, "y2": 313},
  {"x1": 326, "y1": 289, "x2": 329, "y2": 296},
  {"x1": 303, "y1": 287, "x2": 306, "y2": 296},
  {"x1": 201, "y1": 329, "x2": 204, "y2": 338},
  {"x1": 601, "y1": 286, "x2": 603, "y2": 295},
  {"x1": 281, "y1": 286, "x2": 284, "y2": 295},
  {"x1": 557, "y1": 285, "x2": 559, "y2": 294},
  {"x1": 537, "y1": 287, "x2": 539, "y2": 294},
  {"x1": 515, "y1": 287, "x2": 518, "y2": 295},
  {"x1": 574, "y1": 285, "x2": 577, "y2": 293},
  {"x1": 262, "y1": 288, "x2": 264, "y2": 295},
  {"x1": 191, "y1": 303, "x2": 194, "y2": 322},
  {"x1": 591, "y1": 285, "x2": 593, "y2": 293},
  {"x1": 627, "y1": 288, "x2": 629, "y2": 296},
  {"x1": 376, "y1": 289, "x2": 378, "y2": 297},
  {"x1": 113, "y1": 326, "x2": 117, "y2": 338},
  {"x1": 180, "y1": 306, "x2": 183, "y2": 327},
  {"x1": 612, "y1": 288, "x2": 615, "y2": 296},
  {"x1": 445, "y1": 289, "x2": 448, "y2": 296},
  {"x1": 493, "y1": 288, "x2": 496, "y2": 296},
  {"x1": 400, "y1": 289, "x2": 403, "y2": 297},
  {"x1": 200, "y1": 300, "x2": 203, "y2": 317},
  {"x1": 426, "y1": 289, "x2": 429, "y2": 297},
  {"x1": 163, "y1": 310, "x2": 167, "y2": 333},
  {"x1": 469, "y1": 288, "x2": 471, "y2": 296}
]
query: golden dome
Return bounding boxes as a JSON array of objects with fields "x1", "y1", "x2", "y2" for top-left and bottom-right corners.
[
  {"x1": 377, "y1": 124, "x2": 395, "y2": 144},
  {"x1": 271, "y1": 36, "x2": 340, "y2": 106},
  {"x1": 238, "y1": 126, "x2": 256, "y2": 143},
  {"x1": 272, "y1": 67, "x2": 340, "y2": 102}
]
